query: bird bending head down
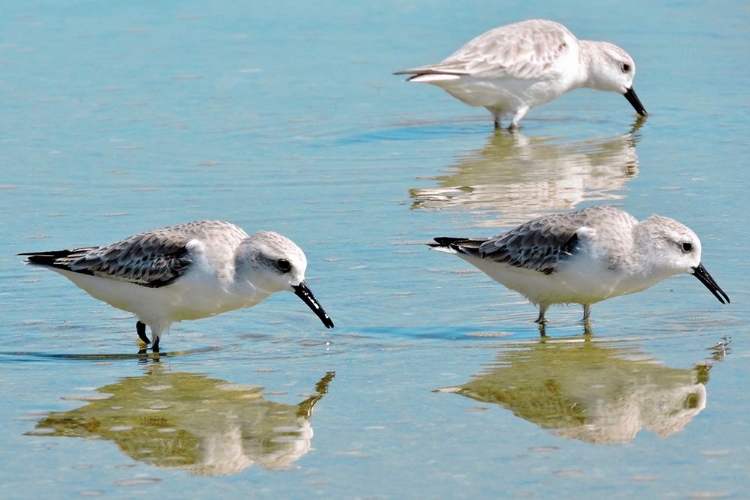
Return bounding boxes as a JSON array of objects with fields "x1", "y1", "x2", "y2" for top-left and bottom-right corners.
[
  {"x1": 20, "y1": 220, "x2": 334, "y2": 351},
  {"x1": 429, "y1": 206, "x2": 728, "y2": 332}
]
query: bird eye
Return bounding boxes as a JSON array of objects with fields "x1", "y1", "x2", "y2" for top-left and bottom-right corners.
[
  {"x1": 681, "y1": 242, "x2": 693, "y2": 253},
  {"x1": 276, "y1": 259, "x2": 292, "y2": 273},
  {"x1": 621, "y1": 63, "x2": 631, "y2": 73}
]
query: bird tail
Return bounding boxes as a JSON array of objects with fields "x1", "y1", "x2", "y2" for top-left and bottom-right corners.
[
  {"x1": 18, "y1": 248, "x2": 92, "y2": 271},
  {"x1": 428, "y1": 237, "x2": 486, "y2": 256},
  {"x1": 428, "y1": 237, "x2": 465, "y2": 254}
]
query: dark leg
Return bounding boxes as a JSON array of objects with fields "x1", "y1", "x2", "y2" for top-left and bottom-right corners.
[
  {"x1": 582, "y1": 304, "x2": 592, "y2": 322},
  {"x1": 535, "y1": 305, "x2": 548, "y2": 325},
  {"x1": 136, "y1": 321, "x2": 150, "y2": 344},
  {"x1": 152, "y1": 336, "x2": 160, "y2": 352},
  {"x1": 582, "y1": 305, "x2": 594, "y2": 335},
  {"x1": 583, "y1": 319, "x2": 593, "y2": 336}
]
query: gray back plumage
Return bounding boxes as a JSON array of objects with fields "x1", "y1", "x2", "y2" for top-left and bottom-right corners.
[
  {"x1": 437, "y1": 206, "x2": 637, "y2": 274},
  {"x1": 21, "y1": 220, "x2": 248, "y2": 288},
  {"x1": 395, "y1": 19, "x2": 574, "y2": 80}
]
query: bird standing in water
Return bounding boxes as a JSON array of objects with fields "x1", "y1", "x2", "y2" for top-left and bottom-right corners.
[
  {"x1": 20, "y1": 220, "x2": 334, "y2": 351},
  {"x1": 395, "y1": 19, "x2": 647, "y2": 129}
]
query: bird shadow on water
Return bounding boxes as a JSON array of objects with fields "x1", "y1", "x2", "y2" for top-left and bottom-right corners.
[
  {"x1": 409, "y1": 117, "x2": 645, "y2": 226},
  {"x1": 24, "y1": 365, "x2": 336, "y2": 475},
  {"x1": 436, "y1": 334, "x2": 730, "y2": 444},
  {"x1": 331, "y1": 113, "x2": 644, "y2": 146},
  {"x1": 0, "y1": 345, "x2": 223, "y2": 364},
  {"x1": 329, "y1": 116, "x2": 487, "y2": 145}
]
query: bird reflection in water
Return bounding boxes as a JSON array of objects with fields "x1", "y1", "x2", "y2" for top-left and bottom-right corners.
[
  {"x1": 27, "y1": 367, "x2": 335, "y2": 475},
  {"x1": 411, "y1": 120, "x2": 643, "y2": 227},
  {"x1": 437, "y1": 336, "x2": 729, "y2": 444}
]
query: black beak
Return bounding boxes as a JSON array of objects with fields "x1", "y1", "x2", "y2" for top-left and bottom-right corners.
[
  {"x1": 692, "y1": 263, "x2": 730, "y2": 304},
  {"x1": 293, "y1": 281, "x2": 334, "y2": 328},
  {"x1": 624, "y1": 87, "x2": 647, "y2": 116}
]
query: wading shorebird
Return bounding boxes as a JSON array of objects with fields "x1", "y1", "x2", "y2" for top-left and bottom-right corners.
[
  {"x1": 395, "y1": 19, "x2": 647, "y2": 129},
  {"x1": 429, "y1": 206, "x2": 728, "y2": 332},
  {"x1": 21, "y1": 220, "x2": 334, "y2": 351}
]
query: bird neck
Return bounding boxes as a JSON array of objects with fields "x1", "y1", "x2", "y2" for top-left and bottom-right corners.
[
  {"x1": 226, "y1": 268, "x2": 272, "y2": 307},
  {"x1": 577, "y1": 40, "x2": 607, "y2": 90},
  {"x1": 629, "y1": 223, "x2": 674, "y2": 280}
]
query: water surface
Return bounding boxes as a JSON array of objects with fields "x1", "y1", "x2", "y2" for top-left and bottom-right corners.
[{"x1": 2, "y1": 0, "x2": 749, "y2": 498}]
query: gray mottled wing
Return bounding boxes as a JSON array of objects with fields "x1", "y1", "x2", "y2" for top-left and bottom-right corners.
[
  {"x1": 396, "y1": 20, "x2": 573, "y2": 80},
  {"x1": 436, "y1": 206, "x2": 635, "y2": 274},
  {"x1": 477, "y1": 220, "x2": 580, "y2": 275},
  {"x1": 478, "y1": 206, "x2": 637, "y2": 273},
  {"x1": 69, "y1": 232, "x2": 193, "y2": 287},
  {"x1": 23, "y1": 226, "x2": 200, "y2": 288},
  {"x1": 21, "y1": 245, "x2": 190, "y2": 287},
  {"x1": 22, "y1": 220, "x2": 250, "y2": 288}
]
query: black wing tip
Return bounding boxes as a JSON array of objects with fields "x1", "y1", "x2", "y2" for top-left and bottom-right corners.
[
  {"x1": 18, "y1": 252, "x2": 61, "y2": 266},
  {"x1": 19, "y1": 248, "x2": 88, "y2": 263},
  {"x1": 429, "y1": 237, "x2": 465, "y2": 248},
  {"x1": 395, "y1": 72, "x2": 426, "y2": 82},
  {"x1": 19, "y1": 249, "x2": 89, "y2": 274},
  {"x1": 393, "y1": 70, "x2": 420, "y2": 81},
  {"x1": 393, "y1": 69, "x2": 426, "y2": 76},
  {"x1": 393, "y1": 69, "x2": 463, "y2": 80}
]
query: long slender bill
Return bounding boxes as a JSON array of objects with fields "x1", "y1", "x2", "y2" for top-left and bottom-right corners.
[
  {"x1": 623, "y1": 87, "x2": 647, "y2": 116},
  {"x1": 692, "y1": 263, "x2": 730, "y2": 304},
  {"x1": 293, "y1": 282, "x2": 335, "y2": 328}
]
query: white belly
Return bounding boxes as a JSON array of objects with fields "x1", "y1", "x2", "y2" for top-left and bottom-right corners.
[
  {"x1": 56, "y1": 268, "x2": 268, "y2": 327},
  {"x1": 467, "y1": 255, "x2": 657, "y2": 307},
  {"x1": 419, "y1": 74, "x2": 568, "y2": 112}
]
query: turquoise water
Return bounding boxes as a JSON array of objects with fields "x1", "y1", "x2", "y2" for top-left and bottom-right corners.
[{"x1": 2, "y1": 0, "x2": 750, "y2": 498}]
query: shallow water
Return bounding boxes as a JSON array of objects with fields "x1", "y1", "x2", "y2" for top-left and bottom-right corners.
[{"x1": 2, "y1": 0, "x2": 750, "y2": 498}]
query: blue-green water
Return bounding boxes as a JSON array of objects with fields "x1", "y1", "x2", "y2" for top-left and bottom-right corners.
[{"x1": 2, "y1": 0, "x2": 749, "y2": 498}]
